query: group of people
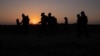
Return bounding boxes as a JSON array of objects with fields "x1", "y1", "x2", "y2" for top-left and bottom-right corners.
[
  {"x1": 39, "y1": 11, "x2": 89, "y2": 37},
  {"x1": 77, "y1": 11, "x2": 89, "y2": 38},
  {"x1": 16, "y1": 13, "x2": 30, "y2": 34},
  {"x1": 16, "y1": 11, "x2": 89, "y2": 38},
  {"x1": 39, "y1": 12, "x2": 57, "y2": 36}
]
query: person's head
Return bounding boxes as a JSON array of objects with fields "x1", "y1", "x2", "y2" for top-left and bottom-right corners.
[
  {"x1": 81, "y1": 11, "x2": 85, "y2": 16},
  {"x1": 64, "y1": 17, "x2": 68, "y2": 20},
  {"x1": 22, "y1": 13, "x2": 25, "y2": 17},
  {"x1": 48, "y1": 12, "x2": 51, "y2": 17},
  {"x1": 26, "y1": 15, "x2": 29, "y2": 18},
  {"x1": 16, "y1": 18, "x2": 19, "y2": 23},
  {"x1": 77, "y1": 14, "x2": 80, "y2": 17},
  {"x1": 16, "y1": 18, "x2": 18, "y2": 20},
  {"x1": 41, "y1": 12, "x2": 45, "y2": 16}
]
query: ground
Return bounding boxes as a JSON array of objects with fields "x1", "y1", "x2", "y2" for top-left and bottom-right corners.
[{"x1": 0, "y1": 25, "x2": 100, "y2": 56}]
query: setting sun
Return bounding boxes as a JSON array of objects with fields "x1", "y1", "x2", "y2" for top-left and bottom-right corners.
[
  {"x1": 30, "y1": 16, "x2": 40, "y2": 25},
  {"x1": 31, "y1": 19, "x2": 40, "y2": 24}
]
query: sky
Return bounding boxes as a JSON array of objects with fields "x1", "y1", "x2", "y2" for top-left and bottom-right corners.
[{"x1": 0, "y1": 0, "x2": 100, "y2": 25}]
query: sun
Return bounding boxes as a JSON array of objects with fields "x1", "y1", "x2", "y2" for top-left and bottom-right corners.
[
  {"x1": 30, "y1": 19, "x2": 39, "y2": 24},
  {"x1": 29, "y1": 14, "x2": 40, "y2": 25},
  {"x1": 30, "y1": 17, "x2": 40, "y2": 25}
]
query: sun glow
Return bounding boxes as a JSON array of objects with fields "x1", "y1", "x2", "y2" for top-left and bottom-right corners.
[
  {"x1": 31, "y1": 19, "x2": 39, "y2": 24},
  {"x1": 30, "y1": 16, "x2": 40, "y2": 25}
]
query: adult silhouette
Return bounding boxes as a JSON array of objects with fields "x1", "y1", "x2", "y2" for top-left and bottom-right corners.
[
  {"x1": 21, "y1": 13, "x2": 26, "y2": 27},
  {"x1": 80, "y1": 11, "x2": 89, "y2": 38},
  {"x1": 48, "y1": 13, "x2": 52, "y2": 27},
  {"x1": 48, "y1": 13, "x2": 53, "y2": 34},
  {"x1": 39, "y1": 12, "x2": 48, "y2": 36},
  {"x1": 48, "y1": 13, "x2": 58, "y2": 34},
  {"x1": 52, "y1": 16, "x2": 58, "y2": 33},
  {"x1": 25, "y1": 15, "x2": 30, "y2": 32},
  {"x1": 77, "y1": 11, "x2": 89, "y2": 38},
  {"x1": 21, "y1": 13, "x2": 30, "y2": 34},
  {"x1": 63, "y1": 17, "x2": 69, "y2": 34},
  {"x1": 26, "y1": 15, "x2": 30, "y2": 27},
  {"x1": 77, "y1": 14, "x2": 82, "y2": 38}
]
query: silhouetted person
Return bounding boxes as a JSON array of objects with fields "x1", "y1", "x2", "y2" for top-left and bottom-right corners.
[
  {"x1": 63, "y1": 17, "x2": 69, "y2": 34},
  {"x1": 16, "y1": 18, "x2": 21, "y2": 34},
  {"x1": 21, "y1": 13, "x2": 26, "y2": 34},
  {"x1": 26, "y1": 15, "x2": 30, "y2": 26},
  {"x1": 48, "y1": 13, "x2": 53, "y2": 34},
  {"x1": 77, "y1": 14, "x2": 82, "y2": 37},
  {"x1": 25, "y1": 15, "x2": 30, "y2": 32},
  {"x1": 80, "y1": 11, "x2": 89, "y2": 38},
  {"x1": 48, "y1": 13, "x2": 52, "y2": 27},
  {"x1": 16, "y1": 18, "x2": 20, "y2": 26},
  {"x1": 52, "y1": 16, "x2": 57, "y2": 26},
  {"x1": 52, "y1": 16, "x2": 58, "y2": 33},
  {"x1": 48, "y1": 13, "x2": 58, "y2": 34},
  {"x1": 77, "y1": 11, "x2": 89, "y2": 38},
  {"x1": 39, "y1": 12, "x2": 48, "y2": 36},
  {"x1": 21, "y1": 13, "x2": 30, "y2": 34}
]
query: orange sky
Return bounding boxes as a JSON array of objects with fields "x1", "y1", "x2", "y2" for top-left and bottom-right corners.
[{"x1": 0, "y1": 0, "x2": 100, "y2": 25}]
